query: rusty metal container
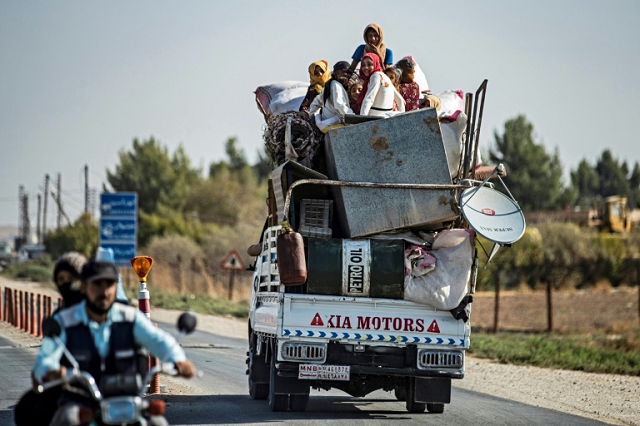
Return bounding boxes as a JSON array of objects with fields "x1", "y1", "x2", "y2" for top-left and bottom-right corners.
[
  {"x1": 324, "y1": 108, "x2": 458, "y2": 237},
  {"x1": 276, "y1": 230, "x2": 307, "y2": 286}
]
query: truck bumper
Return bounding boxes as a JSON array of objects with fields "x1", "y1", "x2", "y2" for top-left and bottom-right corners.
[{"x1": 276, "y1": 362, "x2": 464, "y2": 380}]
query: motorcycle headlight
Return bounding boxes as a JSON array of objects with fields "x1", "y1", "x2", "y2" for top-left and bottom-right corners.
[{"x1": 100, "y1": 396, "x2": 142, "y2": 425}]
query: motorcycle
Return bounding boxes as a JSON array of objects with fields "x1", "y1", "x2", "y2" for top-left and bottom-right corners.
[{"x1": 37, "y1": 312, "x2": 197, "y2": 426}]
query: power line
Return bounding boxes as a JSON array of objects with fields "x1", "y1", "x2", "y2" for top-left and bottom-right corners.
[{"x1": 60, "y1": 188, "x2": 85, "y2": 205}]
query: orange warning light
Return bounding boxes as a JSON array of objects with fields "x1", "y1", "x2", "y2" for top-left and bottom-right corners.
[{"x1": 130, "y1": 256, "x2": 154, "y2": 281}]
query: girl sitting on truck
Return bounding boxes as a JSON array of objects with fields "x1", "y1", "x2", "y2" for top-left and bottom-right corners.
[
  {"x1": 299, "y1": 60, "x2": 331, "y2": 115},
  {"x1": 349, "y1": 80, "x2": 363, "y2": 114},
  {"x1": 356, "y1": 53, "x2": 405, "y2": 117},
  {"x1": 396, "y1": 58, "x2": 421, "y2": 111},
  {"x1": 349, "y1": 23, "x2": 394, "y2": 72},
  {"x1": 308, "y1": 61, "x2": 354, "y2": 133}
]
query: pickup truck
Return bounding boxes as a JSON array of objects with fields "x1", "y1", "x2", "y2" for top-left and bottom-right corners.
[{"x1": 246, "y1": 82, "x2": 524, "y2": 414}]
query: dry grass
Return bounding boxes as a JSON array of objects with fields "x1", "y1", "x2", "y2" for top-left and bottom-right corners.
[{"x1": 118, "y1": 263, "x2": 253, "y2": 303}]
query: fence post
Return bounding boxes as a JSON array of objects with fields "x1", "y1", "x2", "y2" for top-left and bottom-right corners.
[
  {"x1": 492, "y1": 274, "x2": 500, "y2": 333},
  {"x1": 29, "y1": 293, "x2": 35, "y2": 335},
  {"x1": 546, "y1": 279, "x2": 553, "y2": 332},
  {"x1": 12, "y1": 288, "x2": 17, "y2": 326},
  {"x1": 23, "y1": 291, "x2": 29, "y2": 332},
  {"x1": 6, "y1": 289, "x2": 10, "y2": 324},
  {"x1": 36, "y1": 294, "x2": 42, "y2": 337},
  {"x1": 636, "y1": 260, "x2": 640, "y2": 327},
  {"x1": 19, "y1": 290, "x2": 24, "y2": 330},
  {"x1": 14, "y1": 289, "x2": 19, "y2": 328},
  {"x1": 7, "y1": 288, "x2": 12, "y2": 324}
]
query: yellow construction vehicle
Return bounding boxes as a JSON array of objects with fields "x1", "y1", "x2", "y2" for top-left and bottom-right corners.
[
  {"x1": 590, "y1": 196, "x2": 632, "y2": 233},
  {"x1": 524, "y1": 196, "x2": 633, "y2": 233}
]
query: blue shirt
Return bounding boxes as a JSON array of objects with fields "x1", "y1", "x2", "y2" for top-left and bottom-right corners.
[
  {"x1": 33, "y1": 300, "x2": 187, "y2": 383},
  {"x1": 352, "y1": 44, "x2": 394, "y2": 66}
]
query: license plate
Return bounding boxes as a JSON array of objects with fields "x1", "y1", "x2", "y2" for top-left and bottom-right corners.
[{"x1": 298, "y1": 364, "x2": 350, "y2": 381}]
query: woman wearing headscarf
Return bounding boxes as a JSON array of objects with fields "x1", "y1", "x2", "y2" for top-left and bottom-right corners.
[
  {"x1": 356, "y1": 53, "x2": 405, "y2": 117},
  {"x1": 349, "y1": 23, "x2": 394, "y2": 72},
  {"x1": 309, "y1": 61, "x2": 354, "y2": 132},
  {"x1": 299, "y1": 60, "x2": 331, "y2": 114},
  {"x1": 52, "y1": 251, "x2": 88, "y2": 307}
]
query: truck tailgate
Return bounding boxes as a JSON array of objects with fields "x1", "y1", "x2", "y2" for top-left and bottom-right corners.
[{"x1": 281, "y1": 294, "x2": 469, "y2": 348}]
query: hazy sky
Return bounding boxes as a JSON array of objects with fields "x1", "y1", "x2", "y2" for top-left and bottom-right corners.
[{"x1": 1, "y1": 0, "x2": 639, "y2": 230}]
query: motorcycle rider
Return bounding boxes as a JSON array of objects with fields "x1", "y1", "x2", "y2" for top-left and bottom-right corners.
[{"x1": 32, "y1": 259, "x2": 196, "y2": 426}]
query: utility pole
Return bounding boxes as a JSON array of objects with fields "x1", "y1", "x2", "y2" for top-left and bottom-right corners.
[
  {"x1": 42, "y1": 174, "x2": 50, "y2": 237},
  {"x1": 51, "y1": 188, "x2": 72, "y2": 226},
  {"x1": 18, "y1": 186, "x2": 25, "y2": 247},
  {"x1": 22, "y1": 193, "x2": 30, "y2": 243},
  {"x1": 84, "y1": 165, "x2": 89, "y2": 214},
  {"x1": 56, "y1": 173, "x2": 62, "y2": 229},
  {"x1": 37, "y1": 194, "x2": 42, "y2": 244}
]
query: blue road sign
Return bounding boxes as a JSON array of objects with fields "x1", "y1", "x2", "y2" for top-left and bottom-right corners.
[
  {"x1": 99, "y1": 218, "x2": 136, "y2": 242},
  {"x1": 100, "y1": 193, "x2": 137, "y2": 266},
  {"x1": 100, "y1": 193, "x2": 137, "y2": 217}
]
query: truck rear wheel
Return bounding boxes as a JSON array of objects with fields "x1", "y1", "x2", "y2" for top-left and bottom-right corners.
[
  {"x1": 248, "y1": 333, "x2": 269, "y2": 400},
  {"x1": 427, "y1": 403, "x2": 445, "y2": 413},
  {"x1": 268, "y1": 351, "x2": 289, "y2": 412}
]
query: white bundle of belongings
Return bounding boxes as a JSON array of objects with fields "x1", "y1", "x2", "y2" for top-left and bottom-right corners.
[
  {"x1": 255, "y1": 81, "x2": 308, "y2": 118},
  {"x1": 403, "y1": 229, "x2": 474, "y2": 310}
]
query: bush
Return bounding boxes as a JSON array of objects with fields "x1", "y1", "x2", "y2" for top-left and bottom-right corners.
[
  {"x1": 477, "y1": 223, "x2": 639, "y2": 290},
  {"x1": 143, "y1": 233, "x2": 204, "y2": 267},
  {"x1": 2, "y1": 262, "x2": 53, "y2": 283}
]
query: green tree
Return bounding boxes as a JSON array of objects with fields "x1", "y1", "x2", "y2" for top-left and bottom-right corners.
[
  {"x1": 106, "y1": 137, "x2": 202, "y2": 215},
  {"x1": 138, "y1": 206, "x2": 205, "y2": 246},
  {"x1": 629, "y1": 163, "x2": 640, "y2": 208},
  {"x1": 596, "y1": 150, "x2": 630, "y2": 199},
  {"x1": 489, "y1": 115, "x2": 571, "y2": 211},
  {"x1": 570, "y1": 159, "x2": 600, "y2": 208},
  {"x1": 187, "y1": 158, "x2": 265, "y2": 227},
  {"x1": 44, "y1": 213, "x2": 99, "y2": 259},
  {"x1": 253, "y1": 146, "x2": 273, "y2": 183},
  {"x1": 209, "y1": 137, "x2": 247, "y2": 177},
  {"x1": 106, "y1": 137, "x2": 202, "y2": 246}
]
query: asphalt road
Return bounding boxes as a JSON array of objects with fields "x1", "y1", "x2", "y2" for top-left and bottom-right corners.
[{"x1": 0, "y1": 322, "x2": 611, "y2": 426}]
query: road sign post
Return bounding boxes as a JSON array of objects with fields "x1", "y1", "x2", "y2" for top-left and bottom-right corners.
[
  {"x1": 99, "y1": 193, "x2": 138, "y2": 267},
  {"x1": 220, "y1": 250, "x2": 245, "y2": 301}
]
